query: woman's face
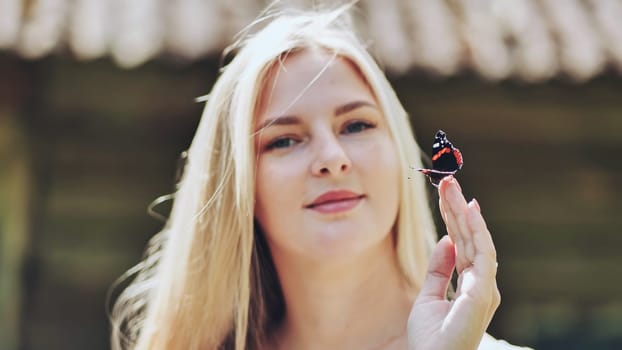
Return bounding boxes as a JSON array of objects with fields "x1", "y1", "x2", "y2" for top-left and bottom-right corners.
[{"x1": 254, "y1": 50, "x2": 400, "y2": 260}]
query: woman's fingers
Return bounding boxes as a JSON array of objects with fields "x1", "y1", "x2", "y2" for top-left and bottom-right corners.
[
  {"x1": 438, "y1": 180, "x2": 461, "y2": 252},
  {"x1": 417, "y1": 235, "x2": 456, "y2": 302},
  {"x1": 439, "y1": 177, "x2": 474, "y2": 274},
  {"x1": 489, "y1": 279, "x2": 501, "y2": 318},
  {"x1": 467, "y1": 198, "x2": 498, "y2": 281},
  {"x1": 439, "y1": 177, "x2": 499, "y2": 302},
  {"x1": 410, "y1": 178, "x2": 502, "y2": 350},
  {"x1": 415, "y1": 177, "x2": 501, "y2": 350}
]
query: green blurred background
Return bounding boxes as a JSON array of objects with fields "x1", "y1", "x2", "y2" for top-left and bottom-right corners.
[
  {"x1": 2, "y1": 1, "x2": 622, "y2": 349},
  {"x1": 2, "y1": 53, "x2": 621, "y2": 350}
]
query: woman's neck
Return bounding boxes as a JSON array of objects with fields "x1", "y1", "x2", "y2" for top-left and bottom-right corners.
[{"x1": 268, "y1": 235, "x2": 415, "y2": 350}]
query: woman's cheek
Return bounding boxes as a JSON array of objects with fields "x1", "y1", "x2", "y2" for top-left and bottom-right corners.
[
  {"x1": 260, "y1": 157, "x2": 304, "y2": 202},
  {"x1": 349, "y1": 139, "x2": 387, "y2": 166}
]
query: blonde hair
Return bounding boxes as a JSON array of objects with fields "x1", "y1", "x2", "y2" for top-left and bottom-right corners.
[{"x1": 109, "y1": 4, "x2": 437, "y2": 350}]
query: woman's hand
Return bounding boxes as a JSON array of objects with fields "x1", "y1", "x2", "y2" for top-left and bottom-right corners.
[{"x1": 407, "y1": 176, "x2": 500, "y2": 350}]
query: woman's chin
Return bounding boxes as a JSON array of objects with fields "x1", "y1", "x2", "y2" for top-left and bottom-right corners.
[{"x1": 302, "y1": 226, "x2": 390, "y2": 261}]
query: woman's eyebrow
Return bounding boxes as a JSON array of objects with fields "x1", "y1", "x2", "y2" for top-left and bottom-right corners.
[
  {"x1": 256, "y1": 115, "x2": 301, "y2": 131},
  {"x1": 257, "y1": 100, "x2": 378, "y2": 131},
  {"x1": 334, "y1": 100, "x2": 378, "y2": 116}
]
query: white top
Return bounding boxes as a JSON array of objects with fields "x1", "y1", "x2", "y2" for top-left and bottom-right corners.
[{"x1": 479, "y1": 333, "x2": 534, "y2": 350}]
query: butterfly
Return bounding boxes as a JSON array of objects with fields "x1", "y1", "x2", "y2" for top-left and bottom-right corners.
[{"x1": 417, "y1": 130, "x2": 463, "y2": 187}]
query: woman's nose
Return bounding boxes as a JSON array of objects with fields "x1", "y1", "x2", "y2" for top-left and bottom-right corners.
[{"x1": 310, "y1": 134, "x2": 352, "y2": 177}]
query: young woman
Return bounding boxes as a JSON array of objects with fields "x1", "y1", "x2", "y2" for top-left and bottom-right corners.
[{"x1": 110, "y1": 4, "x2": 532, "y2": 350}]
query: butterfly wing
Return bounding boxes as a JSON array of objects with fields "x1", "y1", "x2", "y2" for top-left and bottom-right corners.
[
  {"x1": 431, "y1": 130, "x2": 463, "y2": 173},
  {"x1": 418, "y1": 130, "x2": 464, "y2": 187}
]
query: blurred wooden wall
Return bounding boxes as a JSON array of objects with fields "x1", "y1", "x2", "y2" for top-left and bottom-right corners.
[
  {"x1": 393, "y1": 74, "x2": 622, "y2": 349},
  {"x1": 0, "y1": 53, "x2": 621, "y2": 349},
  {"x1": 1, "y1": 97, "x2": 32, "y2": 350}
]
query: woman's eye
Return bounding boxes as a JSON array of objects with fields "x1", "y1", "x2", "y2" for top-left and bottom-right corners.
[
  {"x1": 343, "y1": 121, "x2": 375, "y2": 134},
  {"x1": 265, "y1": 137, "x2": 297, "y2": 151}
]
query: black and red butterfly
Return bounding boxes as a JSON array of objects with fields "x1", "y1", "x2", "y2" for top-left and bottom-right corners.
[{"x1": 417, "y1": 130, "x2": 463, "y2": 187}]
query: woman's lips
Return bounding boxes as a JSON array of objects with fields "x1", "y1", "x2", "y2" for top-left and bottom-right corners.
[
  {"x1": 306, "y1": 192, "x2": 366, "y2": 214},
  {"x1": 308, "y1": 196, "x2": 364, "y2": 213}
]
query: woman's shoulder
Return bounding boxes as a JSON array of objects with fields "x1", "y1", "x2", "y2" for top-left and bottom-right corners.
[{"x1": 478, "y1": 333, "x2": 534, "y2": 350}]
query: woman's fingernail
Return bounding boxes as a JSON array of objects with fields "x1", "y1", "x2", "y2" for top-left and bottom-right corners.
[
  {"x1": 440, "y1": 176, "x2": 452, "y2": 191},
  {"x1": 467, "y1": 201, "x2": 480, "y2": 222},
  {"x1": 471, "y1": 198, "x2": 481, "y2": 212}
]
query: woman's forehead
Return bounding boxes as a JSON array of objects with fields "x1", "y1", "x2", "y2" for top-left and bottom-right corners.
[
  {"x1": 255, "y1": 49, "x2": 375, "y2": 121},
  {"x1": 270, "y1": 48, "x2": 361, "y2": 82}
]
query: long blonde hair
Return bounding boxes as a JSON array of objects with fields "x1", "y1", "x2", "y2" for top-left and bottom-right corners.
[{"x1": 109, "y1": 4, "x2": 437, "y2": 350}]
